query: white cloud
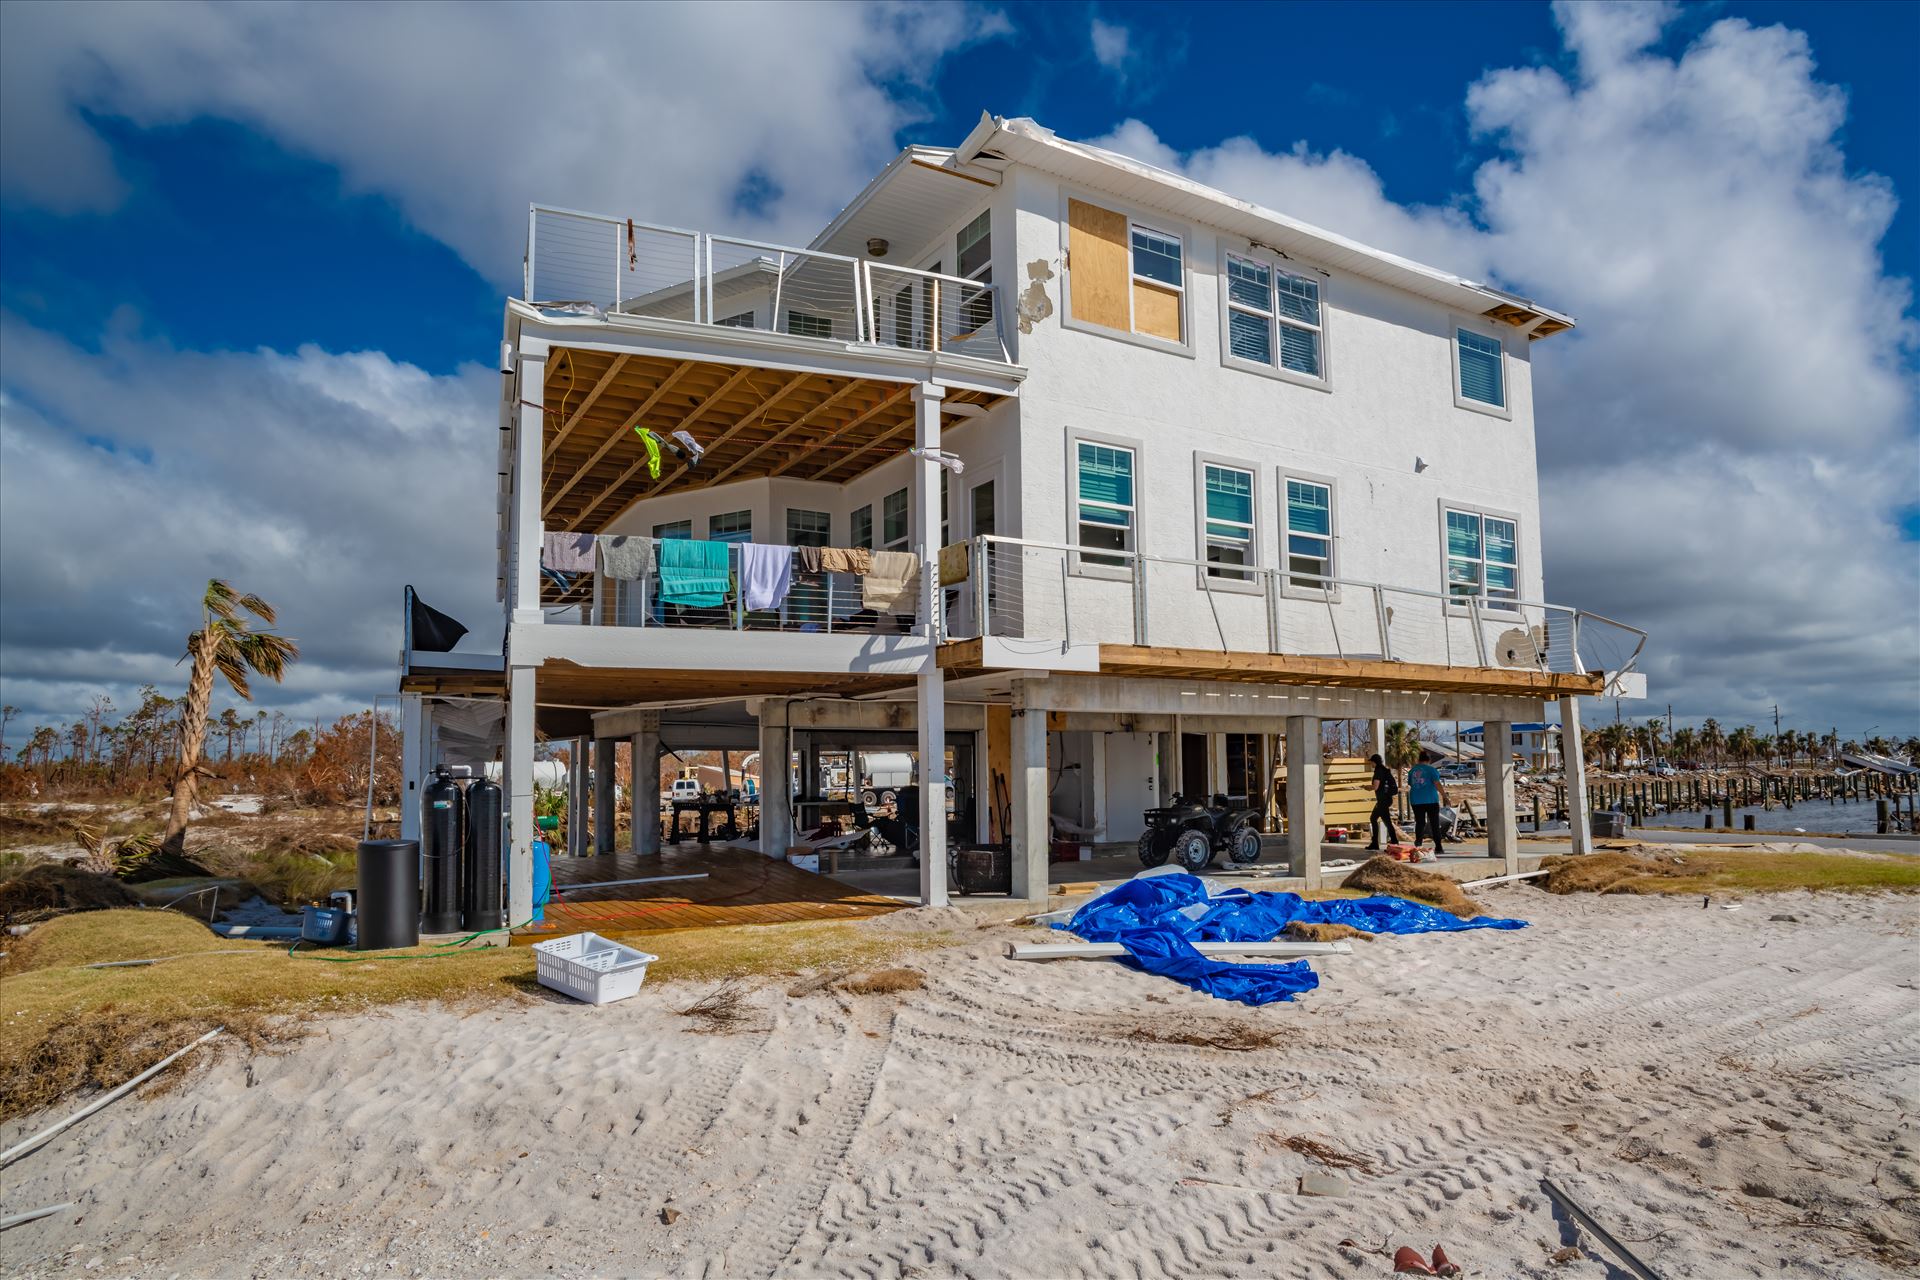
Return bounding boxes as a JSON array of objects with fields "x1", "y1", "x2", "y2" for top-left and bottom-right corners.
[
  {"x1": 0, "y1": 0, "x2": 1006, "y2": 285},
  {"x1": 1090, "y1": 18, "x2": 1132, "y2": 76},
  {"x1": 1091, "y1": 2, "x2": 1918, "y2": 731},
  {"x1": 0, "y1": 319, "x2": 497, "y2": 729}
]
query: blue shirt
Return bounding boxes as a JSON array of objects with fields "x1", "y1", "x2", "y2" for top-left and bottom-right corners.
[{"x1": 1407, "y1": 763, "x2": 1441, "y2": 806}]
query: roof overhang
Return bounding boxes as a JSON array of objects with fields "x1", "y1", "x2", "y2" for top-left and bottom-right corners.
[
  {"x1": 809, "y1": 145, "x2": 1004, "y2": 261},
  {"x1": 956, "y1": 113, "x2": 1575, "y2": 340}
]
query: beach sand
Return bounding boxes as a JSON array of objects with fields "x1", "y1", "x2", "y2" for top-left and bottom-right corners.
[{"x1": 3, "y1": 888, "x2": 1916, "y2": 1278}]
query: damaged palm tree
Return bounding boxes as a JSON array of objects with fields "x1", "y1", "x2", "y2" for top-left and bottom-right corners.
[{"x1": 163, "y1": 580, "x2": 299, "y2": 853}]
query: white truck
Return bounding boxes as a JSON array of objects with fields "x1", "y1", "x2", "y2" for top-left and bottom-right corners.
[{"x1": 858, "y1": 752, "x2": 915, "y2": 807}]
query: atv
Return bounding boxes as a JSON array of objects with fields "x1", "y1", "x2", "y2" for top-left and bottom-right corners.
[{"x1": 1136, "y1": 793, "x2": 1266, "y2": 871}]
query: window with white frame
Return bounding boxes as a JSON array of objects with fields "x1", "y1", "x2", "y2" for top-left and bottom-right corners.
[
  {"x1": 787, "y1": 311, "x2": 833, "y2": 340},
  {"x1": 716, "y1": 311, "x2": 756, "y2": 329},
  {"x1": 1226, "y1": 253, "x2": 1323, "y2": 378},
  {"x1": 1285, "y1": 480, "x2": 1335, "y2": 589},
  {"x1": 851, "y1": 504, "x2": 873, "y2": 550},
  {"x1": 1445, "y1": 508, "x2": 1518, "y2": 609},
  {"x1": 653, "y1": 519, "x2": 691, "y2": 540},
  {"x1": 1201, "y1": 464, "x2": 1255, "y2": 581},
  {"x1": 1076, "y1": 441, "x2": 1135, "y2": 566},
  {"x1": 882, "y1": 488, "x2": 909, "y2": 552},
  {"x1": 1132, "y1": 227, "x2": 1182, "y2": 288},
  {"x1": 785, "y1": 509, "x2": 830, "y2": 547},
  {"x1": 940, "y1": 470, "x2": 950, "y2": 545},
  {"x1": 708, "y1": 510, "x2": 752, "y2": 543},
  {"x1": 955, "y1": 210, "x2": 992, "y2": 332},
  {"x1": 1455, "y1": 328, "x2": 1504, "y2": 408}
]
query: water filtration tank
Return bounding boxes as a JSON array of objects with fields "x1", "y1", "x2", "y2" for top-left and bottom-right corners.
[
  {"x1": 463, "y1": 776, "x2": 503, "y2": 932},
  {"x1": 356, "y1": 839, "x2": 420, "y2": 950},
  {"x1": 421, "y1": 767, "x2": 465, "y2": 934}
]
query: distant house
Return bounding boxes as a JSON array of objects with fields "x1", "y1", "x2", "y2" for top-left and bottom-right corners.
[{"x1": 1460, "y1": 722, "x2": 1558, "y2": 771}]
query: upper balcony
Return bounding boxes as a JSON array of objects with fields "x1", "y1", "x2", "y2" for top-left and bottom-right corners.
[{"x1": 525, "y1": 205, "x2": 1012, "y2": 366}]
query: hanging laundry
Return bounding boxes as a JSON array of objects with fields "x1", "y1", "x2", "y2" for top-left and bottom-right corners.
[
  {"x1": 864, "y1": 550, "x2": 921, "y2": 615},
  {"x1": 598, "y1": 535, "x2": 655, "y2": 581},
  {"x1": 669, "y1": 430, "x2": 705, "y2": 467},
  {"x1": 542, "y1": 530, "x2": 596, "y2": 573},
  {"x1": 656, "y1": 538, "x2": 730, "y2": 608},
  {"x1": 937, "y1": 541, "x2": 970, "y2": 585},
  {"x1": 632, "y1": 428, "x2": 662, "y2": 480},
  {"x1": 795, "y1": 545, "x2": 825, "y2": 576},
  {"x1": 738, "y1": 542, "x2": 794, "y2": 612},
  {"x1": 820, "y1": 546, "x2": 872, "y2": 575}
]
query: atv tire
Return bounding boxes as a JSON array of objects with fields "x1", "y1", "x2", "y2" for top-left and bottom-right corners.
[
  {"x1": 1227, "y1": 823, "x2": 1264, "y2": 865},
  {"x1": 1173, "y1": 828, "x2": 1214, "y2": 872},
  {"x1": 1137, "y1": 831, "x2": 1168, "y2": 868}
]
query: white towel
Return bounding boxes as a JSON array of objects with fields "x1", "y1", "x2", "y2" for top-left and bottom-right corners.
[{"x1": 738, "y1": 542, "x2": 794, "y2": 612}]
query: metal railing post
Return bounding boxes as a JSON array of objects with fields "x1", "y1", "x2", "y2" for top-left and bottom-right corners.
[
  {"x1": 1130, "y1": 552, "x2": 1149, "y2": 645},
  {"x1": 863, "y1": 262, "x2": 879, "y2": 345},
  {"x1": 525, "y1": 206, "x2": 537, "y2": 300},
  {"x1": 772, "y1": 250, "x2": 785, "y2": 333},
  {"x1": 1374, "y1": 586, "x2": 1392, "y2": 661},
  {"x1": 1469, "y1": 599, "x2": 1489, "y2": 666},
  {"x1": 702, "y1": 235, "x2": 715, "y2": 327},
  {"x1": 1325, "y1": 591, "x2": 1344, "y2": 659},
  {"x1": 972, "y1": 536, "x2": 988, "y2": 638},
  {"x1": 1264, "y1": 569, "x2": 1280, "y2": 653},
  {"x1": 825, "y1": 572, "x2": 834, "y2": 634},
  {"x1": 613, "y1": 219, "x2": 622, "y2": 311}
]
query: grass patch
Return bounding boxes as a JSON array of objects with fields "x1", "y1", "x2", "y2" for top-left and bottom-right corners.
[
  {"x1": 841, "y1": 967, "x2": 925, "y2": 995},
  {"x1": 1341, "y1": 855, "x2": 1484, "y2": 916},
  {"x1": 1539, "y1": 848, "x2": 1920, "y2": 896},
  {"x1": 601, "y1": 917, "x2": 958, "y2": 985}
]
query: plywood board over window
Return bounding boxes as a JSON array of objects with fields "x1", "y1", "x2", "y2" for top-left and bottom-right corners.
[
  {"x1": 1133, "y1": 281, "x2": 1181, "y2": 342},
  {"x1": 1067, "y1": 199, "x2": 1130, "y2": 331}
]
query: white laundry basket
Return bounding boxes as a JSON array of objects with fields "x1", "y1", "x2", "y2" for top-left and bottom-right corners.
[{"x1": 532, "y1": 932, "x2": 658, "y2": 1005}]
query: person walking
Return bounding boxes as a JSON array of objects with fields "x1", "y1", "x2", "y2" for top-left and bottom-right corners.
[
  {"x1": 1407, "y1": 758, "x2": 1449, "y2": 856},
  {"x1": 1365, "y1": 752, "x2": 1402, "y2": 850}
]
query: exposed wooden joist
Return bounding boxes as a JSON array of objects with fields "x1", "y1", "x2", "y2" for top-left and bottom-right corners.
[
  {"x1": 566, "y1": 364, "x2": 757, "y2": 530},
  {"x1": 809, "y1": 409, "x2": 919, "y2": 482},
  {"x1": 544, "y1": 354, "x2": 631, "y2": 458},
  {"x1": 768, "y1": 385, "x2": 913, "y2": 480},
  {"x1": 699, "y1": 378, "x2": 870, "y2": 488},
  {"x1": 1092, "y1": 644, "x2": 1604, "y2": 696},
  {"x1": 665, "y1": 369, "x2": 821, "y2": 489},
  {"x1": 544, "y1": 360, "x2": 702, "y2": 519}
]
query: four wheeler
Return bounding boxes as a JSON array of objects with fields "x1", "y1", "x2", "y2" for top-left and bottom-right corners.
[{"x1": 1136, "y1": 793, "x2": 1266, "y2": 871}]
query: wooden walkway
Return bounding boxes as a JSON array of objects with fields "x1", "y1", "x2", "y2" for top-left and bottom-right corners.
[{"x1": 513, "y1": 844, "x2": 903, "y2": 942}]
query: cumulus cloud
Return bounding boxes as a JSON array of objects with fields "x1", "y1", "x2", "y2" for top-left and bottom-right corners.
[
  {"x1": 0, "y1": 0, "x2": 1006, "y2": 285},
  {"x1": 0, "y1": 318, "x2": 497, "y2": 727},
  {"x1": 1090, "y1": 2, "x2": 1918, "y2": 730}
]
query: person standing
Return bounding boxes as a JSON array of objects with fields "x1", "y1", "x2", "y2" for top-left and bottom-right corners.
[
  {"x1": 1365, "y1": 753, "x2": 1402, "y2": 850},
  {"x1": 1407, "y1": 758, "x2": 1449, "y2": 855}
]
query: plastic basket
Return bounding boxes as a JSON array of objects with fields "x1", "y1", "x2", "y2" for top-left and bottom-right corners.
[{"x1": 531, "y1": 932, "x2": 658, "y2": 1005}]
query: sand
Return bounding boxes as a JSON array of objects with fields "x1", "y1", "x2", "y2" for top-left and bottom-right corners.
[{"x1": 3, "y1": 888, "x2": 1916, "y2": 1278}]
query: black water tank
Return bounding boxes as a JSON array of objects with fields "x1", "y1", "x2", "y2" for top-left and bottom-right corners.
[
  {"x1": 356, "y1": 839, "x2": 420, "y2": 950},
  {"x1": 463, "y1": 776, "x2": 503, "y2": 932},
  {"x1": 421, "y1": 768, "x2": 465, "y2": 934}
]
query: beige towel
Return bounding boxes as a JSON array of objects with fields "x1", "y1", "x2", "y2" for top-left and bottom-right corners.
[
  {"x1": 863, "y1": 550, "x2": 921, "y2": 615},
  {"x1": 937, "y1": 541, "x2": 970, "y2": 585},
  {"x1": 821, "y1": 546, "x2": 872, "y2": 575}
]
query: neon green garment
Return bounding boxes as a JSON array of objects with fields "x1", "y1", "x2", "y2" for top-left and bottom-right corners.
[{"x1": 634, "y1": 428, "x2": 662, "y2": 480}]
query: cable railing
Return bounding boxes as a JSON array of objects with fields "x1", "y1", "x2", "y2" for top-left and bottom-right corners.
[
  {"x1": 525, "y1": 205, "x2": 1010, "y2": 362},
  {"x1": 956, "y1": 535, "x2": 1646, "y2": 679}
]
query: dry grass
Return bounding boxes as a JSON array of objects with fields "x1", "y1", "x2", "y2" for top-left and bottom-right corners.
[
  {"x1": 614, "y1": 918, "x2": 956, "y2": 986},
  {"x1": 0, "y1": 862, "x2": 142, "y2": 923},
  {"x1": 840, "y1": 967, "x2": 925, "y2": 995},
  {"x1": 1126, "y1": 1023, "x2": 1284, "y2": 1052},
  {"x1": 676, "y1": 982, "x2": 755, "y2": 1034},
  {"x1": 1341, "y1": 855, "x2": 1484, "y2": 917},
  {"x1": 1539, "y1": 848, "x2": 1920, "y2": 896},
  {"x1": 1264, "y1": 1132, "x2": 1378, "y2": 1173},
  {"x1": 1283, "y1": 921, "x2": 1375, "y2": 943}
]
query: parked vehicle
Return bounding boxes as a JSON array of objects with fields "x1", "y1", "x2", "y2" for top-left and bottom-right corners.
[
  {"x1": 859, "y1": 750, "x2": 914, "y2": 807},
  {"x1": 1137, "y1": 793, "x2": 1265, "y2": 871},
  {"x1": 1436, "y1": 762, "x2": 1479, "y2": 781},
  {"x1": 669, "y1": 778, "x2": 701, "y2": 803}
]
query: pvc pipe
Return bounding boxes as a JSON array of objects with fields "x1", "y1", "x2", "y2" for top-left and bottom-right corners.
[
  {"x1": 551, "y1": 872, "x2": 708, "y2": 894},
  {"x1": 0, "y1": 1203, "x2": 74, "y2": 1231},
  {"x1": 1459, "y1": 869, "x2": 1551, "y2": 889},
  {"x1": 1006, "y1": 940, "x2": 1351, "y2": 961},
  {"x1": 1, "y1": 1028, "x2": 223, "y2": 1168}
]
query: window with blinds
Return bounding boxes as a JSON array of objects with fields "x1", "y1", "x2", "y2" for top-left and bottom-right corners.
[
  {"x1": 1202, "y1": 464, "x2": 1255, "y2": 581},
  {"x1": 1456, "y1": 329, "x2": 1504, "y2": 407},
  {"x1": 1225, "y1": 252, "x2": 1323, "y2": 379},
  {"x1": 1445, "y1": 507, "x2": 1518, "y2": 609},
  {"x1": 1076, "y1": 440, "x2": 1135, "y2": 566},
  {"x1": 1286, "y1": 480, "x2": 1334, "y2": 589}
]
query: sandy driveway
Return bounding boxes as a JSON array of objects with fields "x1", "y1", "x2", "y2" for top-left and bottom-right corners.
[{"x1": 3, "y1": 888, "x2": 1916, "y2": 1278}]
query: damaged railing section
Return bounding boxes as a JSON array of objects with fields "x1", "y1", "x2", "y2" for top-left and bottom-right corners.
[
  {"x1": 954, "y1": 535, "x2": 1647, "y2": 679},
  {"x1": 525, "y1": 205, "x2": 1010, "y2": 363}
]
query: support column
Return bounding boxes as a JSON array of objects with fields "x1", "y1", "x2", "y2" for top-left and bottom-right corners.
[
  {"x1": 510, "y1": 342, "x2": 547, "y2": 627},
  {"x1": 505, "y1": 665, "x2": 536, "y2": 924},
  {"x1": 567, "y1": 737, "x2": 589, "y2": 857},
  {"x1": 1484, "y1": 718, "x2": 1519, "y2": 874},
  {"x1": 1563, "y1": 697, "x2": 1593, "y2": 855},
  {"x1": 911, "y1": 381, "x2": 949, "y2": 906},
  {"x1": 629, "y1": 713, "x2": 660, "y2": 856},
  {"x1": 1285, "y1": 716, "x2": 1324, "y2": 890},
  {"x1": 1369, "y1": 718, "x2": 1387, "y2": 761},
  {"x1": 1010, "y1": 682, "x2": 1050, "y2": 902},
  {"x1": 593, "y1": 735, "x2": 616, "y2": 855},
  {"x1": 757, "y1": 699, "x2": 793, "y2": 859},
  {"x1": 399, "y1": 694, "x2": 427, "y2": 845}
]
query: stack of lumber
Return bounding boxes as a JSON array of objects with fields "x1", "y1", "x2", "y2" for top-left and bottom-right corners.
[{"x1": 1271, "y1": 756, "x2": 1378, "y2": 829}]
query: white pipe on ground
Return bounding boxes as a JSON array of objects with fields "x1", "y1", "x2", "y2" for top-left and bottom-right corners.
[
  {"x1": 1459, "y1": 869, "x2": 1551, "y2": 889},
  {"x1": 1, "y1": 1027, "x2": 224, "y2": 1168},
  {"x1": 1006, "y1": 940, "x2": 1351, "y2": 961}
]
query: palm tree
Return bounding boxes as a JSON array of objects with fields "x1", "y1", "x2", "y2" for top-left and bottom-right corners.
[
  {"x1": 1670, "y1": 726, "x2": 1698, "y2": 768},
  {"x1": 164, "y1": 580, "x2": 299, "y2": 850},
  {"x1": 1727, "y1": 726, "x2": 1757, "y2": 765},
  {"x1": 1643, "y1": 718, "x2": 1665, "y2": 768},
  {"x1": 1700, "y1": 718, "x2": 1724, "y2": 769}
]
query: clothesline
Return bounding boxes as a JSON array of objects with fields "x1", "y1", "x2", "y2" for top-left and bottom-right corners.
[{"x1": 538, "y1": 531, "x2": 939, "y2": 615}]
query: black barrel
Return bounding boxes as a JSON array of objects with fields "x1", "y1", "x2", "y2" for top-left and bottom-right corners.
[
  {"x1": 421, "y1": 768, "x2": 465, "y2": 934},
  {"x1": 463, "y1": 776, "x2": 504, "y2": 932},
  {"x1": 356, "y1": 839, "x2": 420, "y2": 950}
]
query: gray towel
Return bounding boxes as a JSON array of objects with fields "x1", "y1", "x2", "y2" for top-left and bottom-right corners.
[
  {"x1": 542, "y1": 530, "x2": 595, "y2": 573},
  {"x1": 598, "y1": 535, "x2": 655, "y2": 580}
]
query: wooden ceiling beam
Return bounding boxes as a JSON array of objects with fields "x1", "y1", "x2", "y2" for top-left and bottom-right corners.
[
  {"x1": 544, "y1": 360, "x2": 700, "y2": 519},
  {"x1": 566, "y1": 363, "x2": 757, "y2": 530},
  {"x1": 544, "y1": 354, "x2": 630, "y2": 459},
  {"x1": 698, "y1": 378, "x2": 870, "y2": 489},
  {"x1": 766, "y1": 384, "x2": 913, "y2": 480}
]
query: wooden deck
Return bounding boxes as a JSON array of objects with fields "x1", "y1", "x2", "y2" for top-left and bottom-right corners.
[{"x1": 514, "y1": 843, "x2": 903, "y2": 941}]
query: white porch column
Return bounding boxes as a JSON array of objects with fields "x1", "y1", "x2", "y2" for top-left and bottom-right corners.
[
  {"x1": 567, "y1": 737, "x2": 590, "y2": 858},
  {"x1": 1483, "y1": 718, "x2": 1519, "y2": 874},
  {"x1": 1369, "y1": 719, "x2": 1387, "y2": 761},
  {"x1": 1010, "y1": 683, "x2": 1049, "y2": 902},
  {"x1": 593, "y1": 735, "x2": 617, "y2": 855},
  {"x1": 1563, "y1": 697, "x2": 1593, "y2": 855},
  {"x1": 912, "y1": 381, "x2": 949, "y2": 907},
  {"x1": 505, "y1": 664, "x2": 536, "y2": 924},
  {"x1": 630, "y1": 713, "x2": 660, "y2": 856},
  {"x1": 511, "y1": 342, "x2": 547, "y2": 627},
  {"x1": 757, "y1": 699, "x2": 793, "y2": 859},
  {"x1": 1285, "y1": 716, "x2": 1325, "y2": 890},
  {"x1": 399, "y1": 694, "x2": 427, "y2": 845}
]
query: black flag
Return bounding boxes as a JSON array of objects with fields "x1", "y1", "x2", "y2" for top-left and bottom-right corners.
[{"x1": 407, "y1": 586, "x2": 468, "y2": 653}]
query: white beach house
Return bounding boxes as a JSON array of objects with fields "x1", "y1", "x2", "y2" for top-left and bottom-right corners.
[{"x1": 399, "y1": 114, "x2": 1645, "y2": 916}]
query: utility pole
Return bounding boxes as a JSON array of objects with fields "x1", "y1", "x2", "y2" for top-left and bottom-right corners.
[
  {"x1": 1773, "y1": 704, "x2": 1781, "y2": 737},
  {"x1": 1667, "y1": 704, "x2": 1673, "y2": 737}
]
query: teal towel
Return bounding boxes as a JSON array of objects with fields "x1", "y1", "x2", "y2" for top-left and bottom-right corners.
[{"x1": 658, "y1": 538, "x2": 731, "y2": 608}]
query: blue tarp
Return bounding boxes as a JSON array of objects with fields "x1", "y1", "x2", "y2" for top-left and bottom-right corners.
[{"x1": 1055, "y1": 871, "x2": 1526, "y2": 1006}]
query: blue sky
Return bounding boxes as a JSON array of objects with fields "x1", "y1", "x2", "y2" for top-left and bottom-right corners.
[{"x1": 0, "y1": 0, "x2": 1914, "y2": 740}]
